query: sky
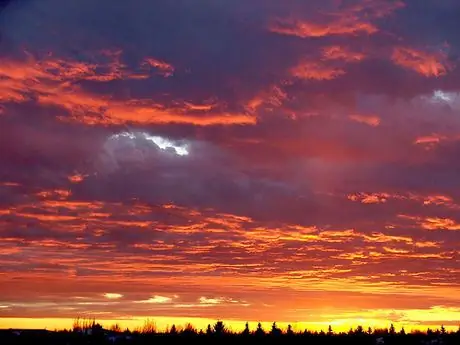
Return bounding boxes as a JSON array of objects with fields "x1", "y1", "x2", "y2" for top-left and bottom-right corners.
[{"x1": 0, "y1": 0, "x2": 459, "y2": 332}]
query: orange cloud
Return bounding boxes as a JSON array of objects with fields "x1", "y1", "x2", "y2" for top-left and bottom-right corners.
[
  {"x1": 103, "y1": 293, "x2": 123, "y2": 300},
  {"x1": 68, "y1": 173, "x2": 87, "y2": 184},
  {"x1": 0, "y1": 182, "x2": 21, "y2": 187},
  {"x1": 348, "y1": 193, "x2": 389, "y2": 204},
  {"x1": 392, "y1": 47, "x2": 451, "y2": 77},
  {"x1": 399, "y1": 215, "x2": 460, "y2": 231},
  {"x1": 349, "y1": 114, "x2": 381, "y2": 127},
  {"x1": 269, "y1": 1, "x2": 403, "y2": 39},
  {"x1": 414, "y1": 241, "x2": 440, "y2": 248},
  {"x1": 291, "y1": 61, "x2": 345, "y2": 80},
  {"x1": 270, "y1": 18, "x2": 377, "y2": 38},
  {"x1": 349, "y1": 192, "x2": 460, "y2": 210},
  {"x1": 36, "y1": 189, "x2": 71, "y2": 200},
  {"x1": 183, "y1": 101, "x2": 217, "y2": 112},
  {"x1": 1, "y1": 186, "x2": 458, "y2": 329},
  {"x1": 245, "y1": 85, "x2": 287, "y2": 113},
  {"x1": 422, "y1": 195, "x2": 454, "y2": 206},
  {"x1": 142, "y1": 57, "x2": 175, "y2": 77},
  {"x1": 135, "y1": 296, "x2": 173, "y2": 304},
  {"x1": 420, "y1": 217, "x2": 460, "y2": 231},
  {"x1": 0, "y1": 55, "x2": 256, "y2": 126},
  {"x1": 58, "y1": 100, "x2": 256, "y2": 126},
  {"x1": 322, "y1": 46, "x2": 365, "y2": 62},
  {"x1": 414, "y1": 135, "x2": 443, "y2": 145},
  {"x1": 383, "y1": 246, "x2": 410, "y2": 254}
]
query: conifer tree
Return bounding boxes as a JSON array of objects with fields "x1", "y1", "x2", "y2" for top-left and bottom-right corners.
[
  {"x1": 206, "y1": 324, "x2": 213, "y2": 335},
  {"x1": 255, "y1": 322, "x2": 265, "y2": 336},
  {"x1": 169, "y1": 324, "x2": 178, "y2": 335},
  {"x1": 389, "y1": 323, "x2": 396, "y2": 335},
  {"x1": 270, "y1": 322, "x2": 282, "y2": 336},
  {"x1": 242, "y1": 322, "x2": 250, "y2": 336},
  {"x1": 213, "y1": 321, "x2": 226, "y2": 335}
]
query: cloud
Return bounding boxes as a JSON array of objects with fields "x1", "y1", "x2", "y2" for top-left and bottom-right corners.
[
  {"x1": 322, "y1": 46, "x2": 365, "y2": 62},
  {"x1": 400, "y1": 215, "x2": 460, "y2": 231},
  {"x1": 0, "y1": 55, "x2": 256, "y2": 126},
  {"x1": 348, "y1": 193, "x2": 389, "y2": 204},
  {"x1": 103, "y1": 293, "x2": 123, "y2": 300},
  {"x1": 269, "y1": 18, "x2": 377, "y2": 38},
  {"x1": 290, "y1": 61, "x2": 346, "y2": 80},
  {"x1": 199, "y1": 297, "x2": 222, "y2": 305},
  {"x1": 391, "y1": 47, "x2": 452, "y2": 77},
  {"x1": 135, "y1": 296, "x2": 173, "y2": 304},
  {"x1": 349, "y1": 114, "x2": 381, "y2": 127},
  {"x1": 269, "y1": 0, "x2": 404, "y2": 38},
  {"x1": 141, "y1": 58, "x2": 175, "y2": 77},
  {"x1": 414, "y1": 135, "x2": 444, "y2": 146}
]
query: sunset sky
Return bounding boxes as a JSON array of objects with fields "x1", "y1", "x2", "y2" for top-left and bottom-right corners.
[{"x1": 0, "y1": 0, "x2": 459, "y2": 332}]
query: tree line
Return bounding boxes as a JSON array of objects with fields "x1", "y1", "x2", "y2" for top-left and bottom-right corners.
[{"x1": 1, "y1": 317, "x2": 459, "y2": 345}]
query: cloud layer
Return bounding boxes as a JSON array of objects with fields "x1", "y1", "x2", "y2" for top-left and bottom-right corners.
[{"x1": 0, "y1": 0, "x2": 459, "y2": 330}]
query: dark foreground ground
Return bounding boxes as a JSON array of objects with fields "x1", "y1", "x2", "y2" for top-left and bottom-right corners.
[{"x1": 1, "y1": 329, "x2": 459, "y2": 345}]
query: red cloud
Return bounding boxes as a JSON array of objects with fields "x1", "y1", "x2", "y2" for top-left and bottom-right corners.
[
  {"x1": 392, "y1": 47, "x2": 451, "y2": 77},
  {"x1": 322, "y1": 46, "x2": 365, "y2": 62},
  {"x1": 269, "y1": 0, "x2": 404, "y2": 38},
  {"x1": 290, "y1": 61, "x2": 345, "y2": 80},
  {"x1": 142, "y1": 57, "x2": 175, "y2": 77},
  {"x1": 0, "y1": 55, "x2": 256, "y2": 126},
  {"x1": 270, "y1": 18, "x2": 377, "y2": 38},
  {"x1": 349, "y1": 114, "x2": 381, "y2": 127},
  {"x1": 400, "y1": 215, "x2": 460, "y2": 231}
]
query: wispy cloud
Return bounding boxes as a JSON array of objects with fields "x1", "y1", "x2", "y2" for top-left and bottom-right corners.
[
  {"x1": 103, "y1": 293, "x2": 123, "y2": 300},
  {"x1": 391, "y1": 47, "x2": 452, "y2": 77},
  {"x1": 135, "y1": 296, "x2": 174, "y2": 304}
]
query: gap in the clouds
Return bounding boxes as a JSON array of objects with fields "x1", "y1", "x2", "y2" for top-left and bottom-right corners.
[{"x1": 109, "y1": 131, "x2": 189, "y2": 157}]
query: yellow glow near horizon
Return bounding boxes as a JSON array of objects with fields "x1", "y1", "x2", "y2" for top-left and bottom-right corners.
[{"x1": 0, "y1": 317, "x2": 457, "y2": 333}]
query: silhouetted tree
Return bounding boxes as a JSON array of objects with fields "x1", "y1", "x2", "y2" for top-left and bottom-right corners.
[
  {"x1": 270, "y1": 322, "x2": 282, "y2": 336},
  {"x1": 206, "y1": 324, "x2": 213, "y2": 335},
  {"x1": 242, "y1": 322, "x2": 250, "y2": 336},
  {"x1": 169, "y1": 324, "x2": 178, "y2": 335},
  {"x1": 90, "y1": 322, "x2": 104, "y2": 341},
  {"x1": 110, "y1": 323, "x2": 121, "y2": 333},
  {"x1": 441, "y1": 325, "x2": 446, "y2": 334},
  {"x1": 400, "y1": 327, "x2": 406, "y2": 335},
  {"x1": 367, "y1": 326, "x2": 373, "y2": 335},
  {"x1": 355, "y1": 325, "x2": 364, "y2": 335},
  {"x1": 327, "y1": 325, "x2": 333, "y2": 336},
  {"x1": 141, "y1": 319, "x2": 157, "y2": 334},
  {"x1": 182, "y1": 323, "x2": 196, "y2": 336},
  {"x1": 72, "y1": 317, "x2": 96, "y2": 333},
  {"x1": 303, "y1": 329, "x2": 312, "y2": 336},
  {"x1": 255, "y1": 322, "x2": 265, "y2": 336},
  {"x1": 213, "y1": 320, "x2": 226, "y2": 335},
  {"x1": 287, "y1": 324, "x2": 294, "y2": 336},
  {"x1": 389, "y1": 323, "x2": 396, "y2": 335}
]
